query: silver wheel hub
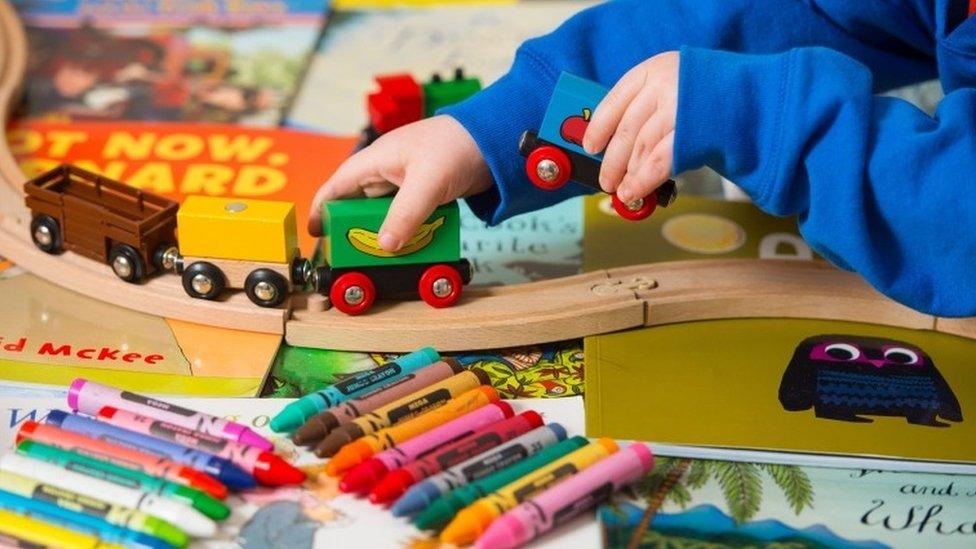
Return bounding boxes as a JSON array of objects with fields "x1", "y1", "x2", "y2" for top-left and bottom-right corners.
[
  {"x1": 344, "y1": 286, "x2": 364, "y2": 305},
  {"x1": 432, "y1": 277, "x2": 453, "y2": 298},
  {"x1": 191, "y1": 274, "x2": 214, "y2": 295},
  {"x1": 34, "y1": 225, "x2": 52, "y2": 246},
  {"x1": 536, "y1": 159, "x2": 559, "y2": 182},
  {"x1": 159, "y1": 247, "x2": 179, "y2": 271},
  {"x1": 254, "y1": 281, "x2": 277, "y2": 302},
  {"x1": 112, "y1": 255, "x2": 133, "y2": 278},
  {"x1": 626, "y1": 198, "x2": 644, "y2": 211}
]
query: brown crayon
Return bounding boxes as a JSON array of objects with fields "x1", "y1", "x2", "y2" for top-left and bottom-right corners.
[
  {"x1": 293, "y1": 359, "x2": 464, "y2": 445},
  {"x1": 314, "y1": 369, "x2": 490, "y2": 457}
]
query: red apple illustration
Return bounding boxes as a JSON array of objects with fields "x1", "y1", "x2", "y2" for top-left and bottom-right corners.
[{"x1": 559, "y1": 108, "x2": 592, "y2": 146}]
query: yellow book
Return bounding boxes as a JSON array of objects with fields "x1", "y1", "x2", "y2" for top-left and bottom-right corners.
[{"x1": 585, "y1": 318, "x2": 976, "y2": 471}]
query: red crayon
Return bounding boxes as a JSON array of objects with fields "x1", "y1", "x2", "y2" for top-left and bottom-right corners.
[
  {"x1": 16, "y1": 421, "x2": 227, "y2": 499},
  {"x1": 96, "y1": 407, "x2": 305, "y2": 486},
  {"x1": 369, "y1": 411, "x2": 544, "y2": 505}
]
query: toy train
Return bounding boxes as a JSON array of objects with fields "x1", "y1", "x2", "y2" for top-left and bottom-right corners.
[
  {"x1": 22, "y1": 164, "x2": 470, "y2": 315},
  {"x1": 520, "y1": 72, "x2": 678, "y2": 221},
  {"x1": 359, "y1": 68, "x2": 481, "y2": 148}
]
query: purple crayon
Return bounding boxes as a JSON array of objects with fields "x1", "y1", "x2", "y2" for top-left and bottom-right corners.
[
  {"x1": 475, "y1": 443, "x2": 654, "y2": 549},
  {"x1": 69, "y1": 378, "x2": 273, "y2": 452}
]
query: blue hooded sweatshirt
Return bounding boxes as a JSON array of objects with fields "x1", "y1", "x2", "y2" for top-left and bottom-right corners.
[{"x1": 441, "y1": 0, "x2": 976, "y2": 318}]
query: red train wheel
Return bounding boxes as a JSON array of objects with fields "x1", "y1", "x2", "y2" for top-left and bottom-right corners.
[
  {"x1": 526, "y1": 146, "x2": 572, "y2": 191},
  {"x1": 612, "y1": 192, "x2": 657, "y2": 221},
  {"x1": 330, "y1": 272, "x2": 375, "y2": 315},
  {"x1": 418, "y1": 264, "x2": 463, "y2": 308}
]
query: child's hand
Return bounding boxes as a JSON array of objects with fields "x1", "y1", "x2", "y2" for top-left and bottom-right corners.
[
  {"x1": 582, "y1": 51, "x2": 679, "y2": 204},
  {"x1": 308, "y1": 115, "x2": 493, "y2": 252}
]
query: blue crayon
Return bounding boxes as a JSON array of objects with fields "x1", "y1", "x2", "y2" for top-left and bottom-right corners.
[
  {"x1": 270, "y1": 347, "x2": 440, "y2": 432},
  {"x1": 0, "y1": 488, "x2": 173, "y2": 549},
  {"x1": 45, "y1": 410, "x2": 255, "y2": 490}
]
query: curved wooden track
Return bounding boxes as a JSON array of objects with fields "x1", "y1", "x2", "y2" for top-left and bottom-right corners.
[{"x1": 1, "y1": 0, "x2": 974, "y2": 351}]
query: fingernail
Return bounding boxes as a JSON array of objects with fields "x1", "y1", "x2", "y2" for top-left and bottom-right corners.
[{"x1": 379, "y1": 232, "x2": 401, "y2": 252}]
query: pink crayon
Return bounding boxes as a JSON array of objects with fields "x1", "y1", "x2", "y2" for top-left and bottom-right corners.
[
  {"x1": 475, "y1": 443, "x2": 654, "y2": 549},
  {"x1": 340, "y1": 402, "x2": 514, "y2": 494},
  {"x1": 69, "y1": 378, "x2": 273, "y2": 452}
]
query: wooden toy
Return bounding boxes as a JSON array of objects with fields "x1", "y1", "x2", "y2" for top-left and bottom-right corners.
[
  {"x1": 361, "y1": 69, "x2": 481, "y2": 148},
  {"x1": 1, "y1": 1, "x2": 975, "y2": 350},
  {"x1": 316, "y1": 197, "x2": 470, "y2": 315},
  {"x1": 520, "y1": 72, "x2": 678, "y2": 221},
  {"x1": 174, "y1": 196, "x2": 310, "y2": 308},
  {"x1": 23, "y1": 164, "x2": 179, "y2": 283}
]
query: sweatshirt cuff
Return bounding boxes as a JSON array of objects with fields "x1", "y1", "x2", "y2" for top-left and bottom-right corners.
[
  {"x1": 673, "y1": 46, "x2": 795, "y2": 212},
  {"x1": 440, "y1": 49, "x2": 590, "y2": 225}
]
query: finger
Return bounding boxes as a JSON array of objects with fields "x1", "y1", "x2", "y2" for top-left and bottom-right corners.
[
  {"x1": 307, "y1": 143, "x2": 398, "y2": 235},
  {"x1": 625, "y1": 98, "x2": 675, "y2": 176},
  {"x1": 377, "y1": 170, "x2": 445, "y2": 252},
  {"x1": 617, "y1": 131, "x2": 674, "y2": 205},
  {"x1": 583, "y1": 65, "x2": 646, "y2": 155},
  {"x1": 598, "y1": 87, "x2": 658, "y2": 192}
]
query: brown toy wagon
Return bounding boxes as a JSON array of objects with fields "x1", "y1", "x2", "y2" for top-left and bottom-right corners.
[{"x1": 23, "y1": 164, "x2": 179, "y2": 283}]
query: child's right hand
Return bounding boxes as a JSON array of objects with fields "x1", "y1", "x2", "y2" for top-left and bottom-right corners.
[{"x1": 308, "y1": 115, "x2": 493, "y2": 252}]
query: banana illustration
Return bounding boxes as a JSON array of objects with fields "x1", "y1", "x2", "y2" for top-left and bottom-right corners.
[{"x1": 347, "y1": 216, "x2": 445, "y2": 257}]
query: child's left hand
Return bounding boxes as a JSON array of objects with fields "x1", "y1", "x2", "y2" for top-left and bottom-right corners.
[{"x1": 582, "y1": 51, "x2": 678, "y2": 204}]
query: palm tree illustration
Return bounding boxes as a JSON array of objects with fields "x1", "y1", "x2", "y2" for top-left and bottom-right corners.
[{"x1": 625, "y1": 458, "x2": 815, "y2": 549}]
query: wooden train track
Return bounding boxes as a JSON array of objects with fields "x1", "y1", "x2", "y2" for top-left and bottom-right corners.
[{"x1": 1, "y1": 0, "x2": 974, "y2": 351}]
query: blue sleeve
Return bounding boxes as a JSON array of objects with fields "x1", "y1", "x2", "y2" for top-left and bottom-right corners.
[
  {"x1": 441, "y1": 0, "x2": 936, "y2": 225},
  {"x1": 674, "y1": 46, "x2": 976, "y2": 317}
]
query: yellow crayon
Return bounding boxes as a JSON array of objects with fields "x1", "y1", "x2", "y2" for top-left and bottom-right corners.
[
  {"x1": 0, "y1": 509, "x2": 125, "y2": 549},
  {"x1": 440, "y1": 438, "x2": 619, "y2": 545},
  {"x1": 325, "y1": 386, "x2": 498, "y2": 476}
]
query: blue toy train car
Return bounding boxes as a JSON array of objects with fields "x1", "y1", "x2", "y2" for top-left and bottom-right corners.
[{"x1": 519, "y1": 72, "x2": 677, "y2": 220}]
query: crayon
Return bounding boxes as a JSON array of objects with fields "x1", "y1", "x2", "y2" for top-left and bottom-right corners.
[
  {"x1": 17, "y1": 440, "x2": 229, "y2": 521},
  {"x1": 340, "y1": 401, "x2": 514, "y2": 495},
  {"x1": 413, "y1": 436, "x2": 588, "y2": 531},
  {"x1": 393, "y1": 424, "x2": 567, "y2": 518},
  {"x1": 0, "y1": 488, "x2": 172, "y2": 549},
  {"x1": 0, "y1": 471, "x2": 188, "y2": 548},
  {"x1": 315, "y1": 369, "x2": 490, "y2": 457},
  {"x1": 16, "y1": 421, "x2": 227, "y2": 500},
  {"x1": 69, "y1": 378, "x2": 273, "y2": 451},
  {"x1": 440, "y1": 438, "x2": 618, "y2": 545},
  {"x1": 96, "y1": 407, "x2": 303, "y2": 487},
  {"x1": 0, "y1": 508, "x2": 126, "y2": 549},
  {"x1": 292, "y1": 358, "x2": 465, "y2": 444},
  {"x1": 0, "y1": 454, "x2": 215, "y2": 538},
  {"x1": 325, "y1": 386, "x2": 498, "y2": 477},
  {"x1": 370, "y1": 411, "x2": 543, "y2": 505},
  {"x1": 476, "y1": 443, "x2": 654, "y2": 549},
  {"x1": 46, "y1": 410, "x2": 255, "y2": 490},
  {"x1": 271, "y1": 347, "x2": 440, "y2": 432}
]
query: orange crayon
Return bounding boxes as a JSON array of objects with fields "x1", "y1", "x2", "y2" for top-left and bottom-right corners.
[{"x1": 325, "y1": 386, "x2": 498, "y2": 477}]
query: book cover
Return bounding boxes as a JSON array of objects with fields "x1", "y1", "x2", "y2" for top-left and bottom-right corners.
[
  {"x1": 261, "y1": 340, "x2": 585, "y2": 400},
  {"x1": 13, "y1": 0, "x2": 330, "y2": 125},
  {"x1": 585, "y1": 318, "x2": 976, "y2": 470},
  {"x1": 600, "y1": 456, "x2": 976, "y2": 549}
]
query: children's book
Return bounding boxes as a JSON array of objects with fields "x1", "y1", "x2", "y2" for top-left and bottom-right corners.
[
  {"x1": 585, "y1": 318, "x2": 976, "y2": 474},
  {"x1": 0, "y1": 395, "x2": 591, "y2": 548},
  {"x1": 583, "y1": 193, "x2": 815, "y2": 270},
  {"x1": 8, "y1": 119, "x2": 357, "y2": 253},
  {"x1": 12, "y1": 0, "x2": 330, "y2": 126},
  {"x1": 262, "y1": 339, "x2": 585, "y2": 400},
  {"x1": 0, "y1": 262, "x2": 274, "y2": 396},
  {"x1": 600, "y1": 456, "x2": 976, "y2": 549}
]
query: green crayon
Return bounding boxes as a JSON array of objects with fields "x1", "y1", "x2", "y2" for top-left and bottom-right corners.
[
  {"x1": 16, "y1": 440, "x2": 229, "y2": 520},
  {"x1": 413, "y1": 435, "x2": 589, "y2": 531}
]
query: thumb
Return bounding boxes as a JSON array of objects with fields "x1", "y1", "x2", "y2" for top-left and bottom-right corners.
[{"x1": 377, "y1": 171, "x2": 444, "y2": 252}]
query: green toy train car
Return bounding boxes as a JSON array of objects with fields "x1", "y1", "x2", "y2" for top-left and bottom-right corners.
[{"x1": 315, "y1": 197, "x2": 471, "y2": 315}]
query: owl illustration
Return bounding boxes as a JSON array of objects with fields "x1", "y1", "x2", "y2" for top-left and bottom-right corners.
[{"x1": 778, "y1": 335, "x2": 963, "y2": 427}]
